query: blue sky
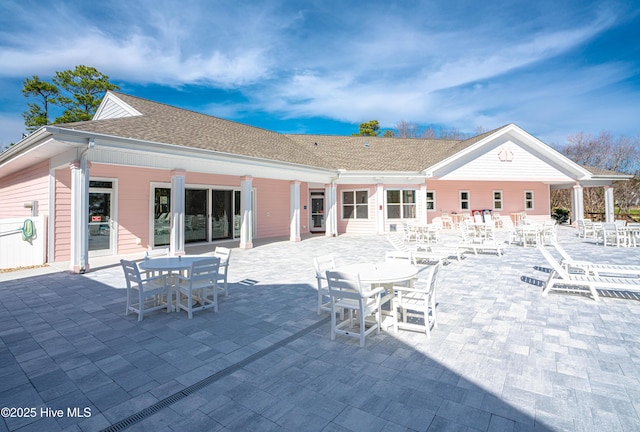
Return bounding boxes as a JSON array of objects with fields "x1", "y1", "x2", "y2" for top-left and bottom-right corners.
[{"x1": 1, "y1": 0, "x2": 639, "y2": 148}]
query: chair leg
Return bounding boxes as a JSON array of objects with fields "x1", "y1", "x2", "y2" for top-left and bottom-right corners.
[
  {"x1": 330, "y1": 304, "x2": 337, "y2": 341},
  {"x1": 359, "y1": 311, "x2": 366, "y2": 347}
]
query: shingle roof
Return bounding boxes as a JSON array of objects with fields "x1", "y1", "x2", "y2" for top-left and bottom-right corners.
[{"x1": 56, "y1": 92, "x2": 508, "y2": 172}]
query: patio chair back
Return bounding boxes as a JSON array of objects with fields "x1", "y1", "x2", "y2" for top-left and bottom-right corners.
[
  {"x1": 213, "y1": 246, "x2": 232, "y2": 296},
  {"x1": 313, "y1": 254, "x2": 336, "y2": 314},
  {"x1": 121, "y1": 259, "x2": 170, "y2": 321}
]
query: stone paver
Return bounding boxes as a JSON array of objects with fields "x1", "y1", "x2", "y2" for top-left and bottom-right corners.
[{"x1": 0, "y1": 226, "x2": 639, "y2": 431}]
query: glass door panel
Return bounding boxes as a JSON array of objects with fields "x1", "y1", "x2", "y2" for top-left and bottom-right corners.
[
  {"x1": 234, "y1": 190, "x2": 241, "y2": 238},
  {"x1": 212, "y1": 190, "x2": 232, "y2": 240},
  {"x1": 154, "y1": 188, "x2": 171, "y2": 246},
  {"x1": 88, "y1": 191, "x2": 112, "y2": 252},
  {"x1": 310, "y1": 192, "x2": 325, "y2": 232},
  {"x1": 185, "y1": 189, "x2": 208, "y2": 243}
]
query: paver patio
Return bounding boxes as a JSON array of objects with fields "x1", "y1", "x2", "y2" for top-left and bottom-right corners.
[{"x1": 1, "y1": 225, "x2": 639, "y2": 431}]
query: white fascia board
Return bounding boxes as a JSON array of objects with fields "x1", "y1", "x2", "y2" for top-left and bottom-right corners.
[
  {"x1": 0, "y1": 129, "x2": 81, "y2": 177},
  {"x1": 48, "y1": 127, "x2": 336, "y2": 183},
  {"x1": 335, "y1": 171, "x2": 427, "y2": 185}
]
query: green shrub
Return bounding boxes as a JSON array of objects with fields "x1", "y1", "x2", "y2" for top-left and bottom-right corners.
[{"x1": 551, "y1": 207, "x2": 570, "y2": 224}]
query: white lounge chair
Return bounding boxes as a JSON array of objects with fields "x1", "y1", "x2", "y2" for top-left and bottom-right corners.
[
  {"x1": 550, "y1": 241, "x2": 640, "y2": 278},
  {"x1": 537, "y1": 245, "x2": 640, "y2": 301},
  {"x1": 386, "y1": 235, "x2": 453, "y2": 263}
]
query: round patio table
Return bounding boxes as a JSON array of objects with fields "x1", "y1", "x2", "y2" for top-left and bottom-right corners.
[
  {"x1": 139, "y1": 256, "x2": 212, "y2": 311},
  {"x1": 334, "y1": 262, "x2": 430, "y2": 332}
]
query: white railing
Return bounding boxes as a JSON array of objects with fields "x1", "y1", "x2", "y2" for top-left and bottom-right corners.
[{"x1": 0, "y1": 216, "x2": 47, "y2": 270}]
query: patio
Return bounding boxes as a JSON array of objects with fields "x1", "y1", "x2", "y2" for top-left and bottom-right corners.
[{"x1": 1, "y1": 226, "x2": 639, "y2": 431}]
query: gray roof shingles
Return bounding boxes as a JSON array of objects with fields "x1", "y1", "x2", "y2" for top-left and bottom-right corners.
[{"x1": 56, "y1": 92, "x2": 508, "y2": 173}]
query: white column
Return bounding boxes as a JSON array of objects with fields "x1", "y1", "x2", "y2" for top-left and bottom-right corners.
[
  {"x1": 324, "y1": 183, "x2": 334, "y2": 237},
  {"x1": 240, "y1": 176, "x2": 253, "y2": 249},
  {"x1": 69, "y1": 160, "x2": 90, "y2": 273},
  {"x1": 375, "y1": 183, "x2": 385, "y2": 235},
  {"x1": 170, "y1": 169, "x2": 186, "y2": 255},
  {"x1": 325, "y1": 183, "x2": 338, "y2": 237},
  {"x1": 604, "y1": 186, "x2": 615, "y2": 223},
  {"x1": 571, "y1": 185, "x2": 584, "y2": 224},
  {"x1": 419, "y1": 183, "x2": 428, "y2": 225},
  {"x1": 290, "y1": 180, "x2": 301, "y2": 242}
]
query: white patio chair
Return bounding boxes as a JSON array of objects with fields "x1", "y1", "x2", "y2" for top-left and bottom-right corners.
[
  {"x1": 325, "y1": 270, "x2": 385, "y2": 347},
  {"x1": 121, "y1": 259, "x2": 170, "y2": 321},
  {"x1": 457, "y1": 223, "x2": 506, "y2": 256},
  {"x1": 313, "y1": 254, "x2": 336, "y2": 314},
  {"x1": 537, "y1": 245, "x2": 640, "y2": 301},
  {"x1": 213, "y1": 246, "x2": 232, "y2": 296},
  {"x1": 175, "y1": 257, "x2": 221, "y2": 319},
  {"x1": 541, "y1": 220, "x2": 557, "y2": 245},
  {"x1": 582, "y1": 220, "x2": 596, "y2": 239},
  {"x1": 600, "y1": 223, "x2": 627, "y2": 247},
  {"x1": 394, "y1": 262, "x2": 441, "y2": 337}
]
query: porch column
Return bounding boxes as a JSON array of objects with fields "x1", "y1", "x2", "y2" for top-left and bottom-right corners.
[
  {"x1": 170, "y1": 169, "x2": 186, "y2": 255},
  {"x1": 375, "y1": 183, "x2": 385, "y2": 235},
  {"x1": 240, "y1": 176, "x2": 253, "y2": 249},
  {"x1": 324, "y1": 183, "x2": 337, "y2": 237},
  {"x1": 604, "y1": 186, "x2": 615, "y2": 223},
  {"x1": 419, "y1": 183, "x2": 428, "y2": 225},
  {"x1": 69, "y1": 160, "x2": 91, "y2": 273},
  {"x1": 290, "y1": 180, "x2": 301, "y2": 242},
  {"x1": 571, "y1": 185, "x2": 584, "y2": 224}
]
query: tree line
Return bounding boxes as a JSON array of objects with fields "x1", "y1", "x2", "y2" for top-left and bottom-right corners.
[{"x1": 22, "y1": 65, "x2": 119, "y2": 132}]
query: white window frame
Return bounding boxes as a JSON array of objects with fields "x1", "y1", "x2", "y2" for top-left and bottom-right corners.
[
  {"x1": 426, "y1": 191, "x2": 436, "y2": 212},
  {"x1": 493, "y1": 190, "x2": 503, "y2": 211},
  {"x1": 460, "y1": 191, "x2": 470, "y2": 211},
  {"x1": 386, "y1": 189, "x2": 417, "y2": 219},
  {"x1": 524, "y1": 190, "x2": 534, "y2": 210},
  {"x1": 341, "y1": 189, "x2": 369, "y2": 220}
]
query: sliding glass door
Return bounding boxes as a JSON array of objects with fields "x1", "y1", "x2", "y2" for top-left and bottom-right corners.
[
  {"x1": 186, "y1": 189, "x2": 208, "y2": 243},
  {"x1": 152, "y1": 186, "x2": 245, "y2": 246},
  {"x1": 212, "y1": 190, "x2": 232, "y2": 240}
]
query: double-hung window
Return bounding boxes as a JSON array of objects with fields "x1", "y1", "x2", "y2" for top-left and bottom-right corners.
[
  {"x1": 342, "y1": 190, "x2": 369, "y2": 219},
  {"x1": 524, "y1": 191, "x2": 534, "y2": 210},
  {"x1": 426, "y1": 191, "x2": 436, "y2": 211},
  {"x1": 387, "y1": 189, "x2": 417, "y2": 219},
  {"x1": 493, "y1": 191, "x2": 503, "y2": 210},
  {"x1": 460, "y1": 191, "x2": 470, "y2": 211}
]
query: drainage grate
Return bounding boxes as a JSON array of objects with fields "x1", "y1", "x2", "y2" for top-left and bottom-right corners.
[
  {"x1": 100, "y1": 316, "x2": 330, "y2": 432},
  {"x1": 238, "y1": 278, "x2": 259, "y2": 286}
]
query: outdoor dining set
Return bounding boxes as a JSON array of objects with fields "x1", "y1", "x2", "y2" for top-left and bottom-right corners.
[
  {"x1": 120, "y1": 247, "x2": 231, "y2": 321},
  {"x1": 576, "y1": 219, "x2": 640, "y2": 247},
  {"x1": 314, "y1": 251, "x2": 442, "y2": 347}
]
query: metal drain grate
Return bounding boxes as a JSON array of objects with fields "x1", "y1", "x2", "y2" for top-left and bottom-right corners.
[{"x1": 100, "y1": 316, "x2": 330, "y2": 432}]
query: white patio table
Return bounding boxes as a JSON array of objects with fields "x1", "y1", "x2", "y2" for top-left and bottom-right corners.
[
  {"x1": 335, "y1": 262, "x2": 428, "y2": 331},
  {"x1": 139, "y1": 256, "x2": 211, "y2": 311}
]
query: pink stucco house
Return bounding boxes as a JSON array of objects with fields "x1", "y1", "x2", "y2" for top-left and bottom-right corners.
[{"x1": 0, "y1": 92, "x2": 629, "y2": 272}]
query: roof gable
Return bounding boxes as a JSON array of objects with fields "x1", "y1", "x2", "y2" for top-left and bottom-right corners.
[
  {"x1": 93, "y1": 92, "x2": 142, "y2": 120},
  {"x1": 427, "y1": 124, "x2": 591, "y2": 182}
]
